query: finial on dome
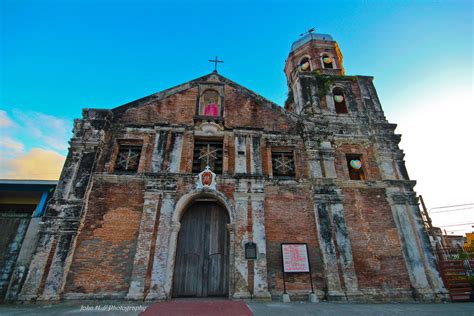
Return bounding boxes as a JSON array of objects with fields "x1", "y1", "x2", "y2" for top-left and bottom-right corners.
[{"x1": 299, "y1": 28, "x2": 315, "y2": 37}]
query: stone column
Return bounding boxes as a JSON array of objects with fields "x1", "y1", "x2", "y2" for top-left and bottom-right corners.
[
  {"x1": 249, "y1": 136, "x2": 263, "y2": 176},
  {"x1": 319, "y1": 142, "x2": 337, "y2": 178},
  {"x1": 234, "y1": 135, "x2": 247, "y2": 175},
  {"x1": 405, "y1": 202, "x2": 447, "y2": 298},
  {"x1": 312, "y1": 192, "x2": 345, "y2": 301},
  {"x1": 232, "y1": 193, "x2": 250, "y2": 299},
  {"x1": 307, "y1": 150, "x2": 323, "y2": 178},
  {"x1": 250, "y1": 194, "x2": 271, "y2": 300},
  {"x1": 227, "y1": 223, "x2": 236, "y2": 298},
  {"x1": 163, "y1": 221, "x2": 181, "y2": 299},
  {"x1": 386, "y1": 188, "x2": 448, "y2": 301},
  {"x1": 39, "y1": 225, "x2": 76, "y2": 300},
  {"x1": 329, "y1": 197, "x2": 362, "y2": 300},
  {"x1": 18, "y1": 224, "x2": 56, "y2": 300},
  {"x1": 146, "y1": 192, "x2": 176, "y2": 300},
  {"x1": 374, "y1": 148, "x2": 398, "y2": 180},
  {"x1": 126, "y1": 191, "x2": 161, "y2": 300},
  {"x1": 386, "y1": 189, "x2": 432, "y2": 298}
]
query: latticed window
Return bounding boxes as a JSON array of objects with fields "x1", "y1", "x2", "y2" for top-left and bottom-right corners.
[
  {"x1": 114, "y1": 145, "x2": 142, "y2": 173},
  {"x1": 192, "y1": 140, "x2": 223, "y2": 174},
  {"x1": 271, "y1": 150, "x2": 295, "y2": 177}
]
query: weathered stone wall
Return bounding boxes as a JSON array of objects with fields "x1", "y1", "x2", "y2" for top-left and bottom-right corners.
[{"x1": 0, "y1": 217, "x2": 30, "y2": 301}]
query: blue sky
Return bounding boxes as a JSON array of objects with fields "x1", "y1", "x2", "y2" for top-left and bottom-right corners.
[{"x1": 1, "y1": 0, "x2": 473, "y2": 232}]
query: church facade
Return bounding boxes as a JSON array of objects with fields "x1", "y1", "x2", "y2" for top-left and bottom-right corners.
[{"x1": 6, "y1": 33, "x2": 447, "y2": 302}]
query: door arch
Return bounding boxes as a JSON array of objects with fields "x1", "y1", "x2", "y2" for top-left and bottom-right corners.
[{"x1": 172, "y1": 201, "x2": 229, "y2": 297}]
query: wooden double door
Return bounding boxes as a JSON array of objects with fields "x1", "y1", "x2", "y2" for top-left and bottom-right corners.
[{"x1": 172, "y1": 201, "x2": 229, "y2": 297}]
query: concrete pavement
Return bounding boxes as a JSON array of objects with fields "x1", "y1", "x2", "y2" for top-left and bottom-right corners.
[{"x1": 0, "y1": 300, "x2": 473, "y2": 316}]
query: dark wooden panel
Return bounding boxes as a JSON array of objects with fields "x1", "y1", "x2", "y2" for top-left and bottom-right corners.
[{"x1": 173, "y1": 202, "x2": 229, "y2": 297}]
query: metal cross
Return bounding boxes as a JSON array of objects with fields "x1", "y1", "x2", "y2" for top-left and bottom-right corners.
[
  {"x1": 208, "y1": 56, "x2": 224, "y2": 73},
  {"x1": 299, "y1": 27, "x2": 315, "y2": 37},
  {"x1": 198, "y1": 144, "x2": 218, "y2": 168},
  {"x1": 274, "y1": 154, "x2": 293, "y2": 175}
]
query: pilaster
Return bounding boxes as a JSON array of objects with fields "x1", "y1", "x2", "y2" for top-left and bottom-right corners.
[
  {"x1": 126, "y1": 190, "x2": 161, "y2": 300},
  {"x1": 250, "y1": 188, "x2": 271, "y2": 300},
  {"x1": 145, "y1": 192, "x2": 176, "y2": 300},
  {"x1": 232, "y1": 187, "x2": 251, "y2": 298}
]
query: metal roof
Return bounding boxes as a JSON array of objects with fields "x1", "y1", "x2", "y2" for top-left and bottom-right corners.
[{"x1": 0, "y1": 179, "x2": 58, "y2": 186}]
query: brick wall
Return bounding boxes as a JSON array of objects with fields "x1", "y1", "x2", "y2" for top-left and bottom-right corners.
[
  {"x1": 64, "y1": 179, "x2": 144, "y2": 294},
  {"x1": 342, "y1": 188, "x2": 411, "y2": 290},
  {"x1": 264, "y1": 185, "x2": 324, "y2": 294}
]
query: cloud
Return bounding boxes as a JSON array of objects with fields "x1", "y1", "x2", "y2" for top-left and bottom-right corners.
[
  {"x1": 0, "y1": 136, "x2": 25, "y2": 155},
  {"x1": 0, "y1": 110, "x2": 14, "y2": 127},
  {"x1": 12, "y1": 110, "x2": 71, "y2": 152},
  {"x1": 0, "y1": 148, "x2": 66, "y2": 180},
  {"x1": 0, "y1": 109, "x2": 71, "y2": 180}
]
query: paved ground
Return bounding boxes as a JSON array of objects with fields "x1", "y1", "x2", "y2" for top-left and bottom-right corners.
[{"x1": 0, "y1": 300, "x2": 473, "y2": 316}]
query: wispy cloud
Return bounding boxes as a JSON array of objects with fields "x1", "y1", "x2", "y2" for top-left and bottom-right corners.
[
  {"x1": 12, "y1": 110, "x2": 71, "y2": 152},
  {"x1": 0, "y1": 110, "x2": 14, "y2": 128},
  {"x1": 0, "y1": 136, "x2": 25, "y2": 154},
  {"x1": 0, "y1": 109, "x2": 70, "y2": 180}
]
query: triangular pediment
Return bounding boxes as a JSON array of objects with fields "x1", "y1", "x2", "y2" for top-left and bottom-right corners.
[
  {"x1": 111, "y1": 72, "x2": 291, "y2": 119},
  {"x1": 106, "y1": 72, "x2": 299, "y2": 133}
]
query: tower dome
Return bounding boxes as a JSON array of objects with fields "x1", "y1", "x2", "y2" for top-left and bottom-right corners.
[{"x1": 290, "y1": 33, "x2": 334, "y2": 53}]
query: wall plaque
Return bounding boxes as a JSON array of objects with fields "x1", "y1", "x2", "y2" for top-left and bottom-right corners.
[{"x1": 245, "y1": 242, "x2": 257, "y2": 260}]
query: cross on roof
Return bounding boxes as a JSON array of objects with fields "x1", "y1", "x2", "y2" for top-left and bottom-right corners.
[{"x1": 208, "y1": 56, "x2": 224, "y2": 73}]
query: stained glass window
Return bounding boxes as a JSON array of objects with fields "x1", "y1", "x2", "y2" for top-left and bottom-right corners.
[
  {"x1": 114, "y1": 145, "x2": 142, "y2": 173},
  {"x1": 271, "y1": 150, "x2": 295, "y2": 177}
]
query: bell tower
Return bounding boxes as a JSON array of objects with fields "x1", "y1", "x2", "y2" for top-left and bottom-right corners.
[{"x1": 284, "y1": 30, "x2": 345, "y2": 114}]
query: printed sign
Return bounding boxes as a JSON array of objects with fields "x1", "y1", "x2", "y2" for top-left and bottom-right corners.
[{"x1": 281, "y1": 243, "x2": 310, "y2": 273}]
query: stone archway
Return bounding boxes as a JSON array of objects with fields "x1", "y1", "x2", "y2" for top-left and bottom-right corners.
[{"x1": 172, "y1": 200, "x2": 229, "y2": 297}]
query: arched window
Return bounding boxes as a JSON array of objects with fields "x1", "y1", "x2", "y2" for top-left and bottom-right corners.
[
  {"x1": 321, "y1": 54, "x2": 334, "y2": 69},
  {"x1": 332, "y1": 87, "x2": 348, "y2": 114},
  {"x1": 199, "y1": 89, "x2": 221, "y2": 117},
  {"x1": 299, "y1": 57, "x2": 311, "y2": 72}
]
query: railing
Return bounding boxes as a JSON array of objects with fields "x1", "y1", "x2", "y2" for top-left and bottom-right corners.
[{"x1": 436, "y1": 245, "x2": 474, "y2": 301}]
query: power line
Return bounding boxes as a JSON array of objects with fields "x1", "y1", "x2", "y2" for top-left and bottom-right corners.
[
  {"x1": 438, "y1": 222, "x2": 474, "y2": 228},
  {"x1": 446, "y1": 228, "x2": 472, "y2": 232},
  {"x1": 430, "y1": 206, "x2": 474, "y2": 214},
  {"x1": 429, "y1": 203, "x2": 474, "y2": 212}
]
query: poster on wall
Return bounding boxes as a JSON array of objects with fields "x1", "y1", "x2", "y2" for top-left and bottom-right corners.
[{"x1": 281, "y1": 243, "x2": 310, "y2": 273}]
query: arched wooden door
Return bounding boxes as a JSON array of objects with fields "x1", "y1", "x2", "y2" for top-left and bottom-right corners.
[{"x1": 172, "y1": 201, "x2": 229, "y2": 297}]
